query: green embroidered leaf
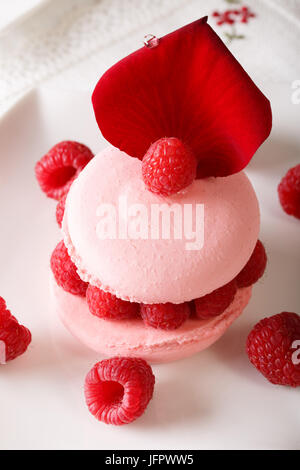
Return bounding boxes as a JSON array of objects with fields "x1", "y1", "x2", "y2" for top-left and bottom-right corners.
[{"x1": 224, "y1": 32, "x2": 245, "y2": 43}]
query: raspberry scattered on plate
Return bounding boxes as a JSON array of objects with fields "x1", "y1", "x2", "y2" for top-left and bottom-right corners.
[
  {"x1": 278, "y1": 164, "x2": 300, "y2": 219},
  {"x1": 0, "y1": 297, "x2": 31, "y2": 363},
  {"x1": 84, "y1": 357, "x2": 155, "y2": 425},
  {"x1": 247, "y1": 312, "x2": 300, "y2": 387},
  {"x1": 35, "y1": 141, "x2": 94, "y2": 200}
]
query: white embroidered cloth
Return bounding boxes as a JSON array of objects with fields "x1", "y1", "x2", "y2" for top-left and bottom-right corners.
[{"x1": 0, "y1": 0, "x2": 299, "y2": 115}]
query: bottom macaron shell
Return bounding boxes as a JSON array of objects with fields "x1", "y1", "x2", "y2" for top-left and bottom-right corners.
[{"x1": 51, "y1": 276, "x2": 252, "y2": 363}]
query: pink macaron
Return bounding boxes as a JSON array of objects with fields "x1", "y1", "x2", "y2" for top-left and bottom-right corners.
[{"x1": 50, "y1": 146, "x2": 260, "y2": 363}]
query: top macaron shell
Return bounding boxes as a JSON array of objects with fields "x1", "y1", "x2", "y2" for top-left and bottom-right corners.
[{"x1": 63, "y1": 147, "x2": 260, "y2": 304}]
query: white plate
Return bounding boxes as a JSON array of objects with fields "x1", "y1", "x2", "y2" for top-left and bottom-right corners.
[
  {"x1": 0, "y1": 0, "x2": 49, "y2": 34},
  {"x1": 0, "y1": 87, "x2": 299, "y2": 450}
]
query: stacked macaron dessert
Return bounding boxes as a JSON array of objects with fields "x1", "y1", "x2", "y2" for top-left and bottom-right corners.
[{"x1": 36, "y1": 17, "x2": 272, "y2": 364}]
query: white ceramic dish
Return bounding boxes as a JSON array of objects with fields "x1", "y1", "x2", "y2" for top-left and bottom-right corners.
[{"x1": 0, "y1": 87, "x2": 299, "y2": 450}]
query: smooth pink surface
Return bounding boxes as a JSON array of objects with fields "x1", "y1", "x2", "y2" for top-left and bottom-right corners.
[
  {"x1": 51, "y1": 276, "x2": 252, "y2": 363},
  {"x1": 63, "y1": 147, "x2": 260, "y2": 304}
]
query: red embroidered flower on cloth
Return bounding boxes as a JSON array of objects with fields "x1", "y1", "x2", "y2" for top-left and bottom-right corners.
[
  {"x1": 213, "y1": 6, "x2": 255, "y2": 26},
  {"x1": 92, "y1": 17, "x2": 271, "y2": 179},
  {"x1": 213, "y1": 9, "x2": 239, "y2": 25},
  {"x1": 240, "y1": 6, "x2": 256, "y2": 23}
]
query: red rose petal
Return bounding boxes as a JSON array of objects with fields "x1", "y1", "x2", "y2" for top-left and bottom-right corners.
[{"x1": 92, "y1": 17, "x2": 272, "y2": 177}]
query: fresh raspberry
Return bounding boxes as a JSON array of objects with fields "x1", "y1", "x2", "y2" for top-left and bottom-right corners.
[
  {"x1": 278, "y1": 164, "x2": 300, "y2": 219},
  {"x1": 194, "y1": 280, "x2": 237, "y2": 320},
  {"x1": 0, "y1": 297, "x2": 31, "y2": 363},
  {"x1": 86, "y1": 285, "x2": 139, "y2": 320},
  {"x1": 35, "y1": 141, "x2": 94, "y2": 200},
  {"x1": 235, "y1": 240, "x2": 267, "y2": 288},
  {"x1": 51, "y1": 240, "x2": 88, "y2": 296},
  {"x1": 142, "y1": 137, "x2": 197, "y2": 196},
  {"x1": 140, "y1": 302, "x2": 190, "y2": 330},
  {"x1": 247, "y1": 312, "x2": 300, "y2": 387},
  {"x1": 56, "y1": 193, "x2": 67, "y2": 228},
  {"x1": 84, "y1": 357, "x2": 155, "y2": 425}
]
